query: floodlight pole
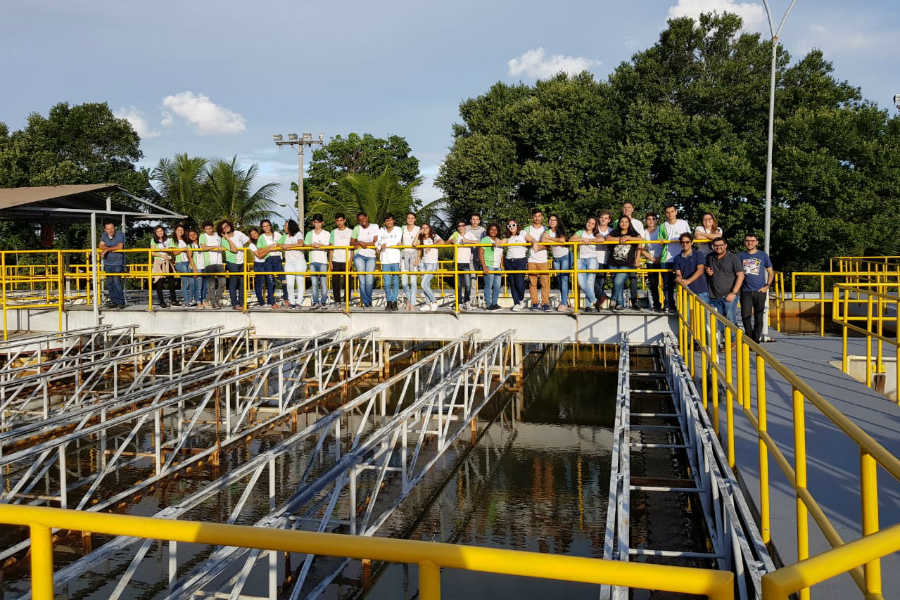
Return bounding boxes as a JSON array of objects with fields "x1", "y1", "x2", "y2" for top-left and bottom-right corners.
[{"x1": 274, "y1": 134, "x2": 324, "y2": 228}]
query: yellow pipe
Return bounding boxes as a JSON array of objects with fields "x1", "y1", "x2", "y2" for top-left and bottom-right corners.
[
  {"x1": 728, "y1": 330, "x2": 740, "y2": 469},
  {"x1": 30, "y1": 522, "x2": 54, "y2": 600},
  {"x1": 419, "y1": 561, "x2": 442, "y2": 599},
  {"x1": 860, "y1": 451, "x2": 882, "y2": 595},
  {"x1": 792, "y1": 388, "x2": 810, "y2": 600},
  {"x1": 866, "y1": 294, "x2": 874, "y2": 387},
  {"x1": 757, "y1": 354, "x2": 770, "y2": 544}
]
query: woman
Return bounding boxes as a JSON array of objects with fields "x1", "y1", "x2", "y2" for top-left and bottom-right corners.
[
  {"x1": 255, "y1": 219, "x2": 286, "y2": 307},
  {"x1": 280, "y1": 219, "x2": 307, "y2": 309},
  {"x1": 248, "y1": 228, "x2": 277, "y2": 309},
  {"x1": 400, "y1": 212, "x2": 421, "y2": 310},
  {"x1": 570, "y1": 216, "x2": 600, "y2": 312},
  {"x1": 414, "y1": 224, "x2": 443, "y2": 311},
  {"x1": 593, "y1": 210, "x2": 614, "y2": 310},
  {"x1": 478, "y1": 224, "x2": 504, "y2": 311},
  {"x1": 218, "y1": 220, "x2": 249, "y2": 311},
  {"x1": 172, "y1": 224, "x2": 198, "y2": 308},
  {"x1": 150, "y1": 224, "x2": 180, "y2": 309},
  {"x1": 541, "y1": 214, "x2": 570, "y2": 312},
  {"x1": 187, "y1": 228, "x2": 206, "y2": 308},
  {"x1": 607, "y1": 216, "x2": 642, "y2": 311},
  {"x1": 693, "y1": 212, "x2": 722, "y2": 256},
  {"x1": 448, "y1": 220, "x2": 476, "y2": 310},
  {"x1": 504, "y1": 220, "x2": 527, "y2": 312}
]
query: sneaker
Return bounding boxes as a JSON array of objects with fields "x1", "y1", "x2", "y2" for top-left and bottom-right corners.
[
  {"x1": 541, "y1": 305, "x2": 551, "y2": 312},
  {"x1": 233, "y1": 306, "x2": 242, "y2": 311},
  {"x1": 557, "y1": 304, "x2": 568, "y2": 312},
  {"x1": 528, "y1": 305, "x2": 539, "y2": 312},
  {"x1": 420, "y1": 304, "x2": 431, "y2": 312},
  {"x1": 170, "y1": 301, "x2": 182, "y2": 307},
  {"x1": 156, "y1": 303, "x2": 169, "y2": 309},
  {"x1": 114, "y1": 304, "x2": 126, "y2": 310},
  {"x1": 613, "y1": 304, "x2": 626, "y2": 312},
  {"x1": 430, "y1": 302, "x2": 438, "y2": 311},
  {"x1": 512, "y1": 303, "x2": 523, "y2": 312},
  {"x1": 487, "y1": 304, "x2": 501, "y2": 311},
  {"x1": 463, "y1": 302, "x2": 472, "y2": 310}
]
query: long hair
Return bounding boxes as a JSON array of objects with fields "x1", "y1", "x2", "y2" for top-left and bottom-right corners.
[
  {"x1": 152, "y1": 225, "x2": 167, "y2": 244},
  {"x1": 583, "y1": 216, "x2": 600, "y2": 236},
  {"x1": 173, "y1": 224, "x2": 188, "y2": 245},
  {"x1": 187, "y1": 228, "x2": 200, "y2": 246},
  {"x1": 548, "y1": 214, "x2": 567, "y2": 241},
  {"x1": 616, "y1": 216, "x2": 639, "y2": 238},
  {"x1": 216, "y1": 220, "x2": 234, "y2": 236},
  {"x1": 701, "y1": 212, "x2": 719, "y2": 233},
  {"x1": 286, "y1": 219, "x2": 301, "y2": 237},
  {"x1": 418, "y1": 224, "x2": 436, "y2": 242}
]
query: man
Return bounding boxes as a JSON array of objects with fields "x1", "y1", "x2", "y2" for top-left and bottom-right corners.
[
  {"x1": 378, "y1": 213, "x2": 403, "y2": 311},
  {"x1": 621, "y1": 202, "x2": 644, "y2": 310},
  {"x1": 659, "y1": 204, "x2": 691, "y2": 312},
  {"x1": 305, "y1": 214, "x2": 331, "y2": 309},
  {"x1": 704, "y1": 237, "x2": 744, "y2": 346},
  {"x1": 220, "y1": 220, "x2": 249, "y2": 310},
  {"x1": 524, "y1": 208, "x2": 550, "y2": 311},
  {"x1": 467, "y1": 213, "x2": 486, "y2": 307},
  {"x1": 199, "y1": 221, "x2": 225, "y2": 309},
  {"x1": 640, "y1": 213, "x2": 664, "y2": 312},
  {"x1": 739, "y1": 233, "x2": 775, "y2": 343},
  {"x1": 98, "y1": 220, "x2": 126, "y2": 309},
  {"x1": 673, "y1": 233, "x2": 709, "y2": 303},
  {"x1": 329, "y1": 213, "x2": 352, "y2": 308},
  {"x1": 350, "y1": 212, "x2": 379, "y2": 309}
]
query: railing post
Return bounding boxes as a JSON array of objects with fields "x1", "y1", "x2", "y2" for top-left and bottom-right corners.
[
  {"x1": 727, "y1": 329, "x2": 739, "y2": 468},
  {"x1": 757, "y1": 355, "x2": 770, "y2": 543},
  {"x1": 572, "y1": 242, "x2": 579, "y2": 314},
  {"x1": 2, "y1": 251, "x2": 7, "y2": 341},
  {"x1": 30, "y1": 522, "x2": 55, "y2": 600},
  {"x1": 792, "y1": 388, "x2": 810, "y2": 600},
  {"x1": 419, "y1": 561, "x2": 441, "y2": 600},
  {"x1": 866, "y1": 294, "x2": 874, "y2": 388},
  {"x1": 860, "y1": 450, "x2": 882, "y2": 597}
]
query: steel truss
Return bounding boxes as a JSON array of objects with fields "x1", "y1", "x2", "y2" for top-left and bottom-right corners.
[
  {"x1": 0, "y1": 325, "x2": 251, "y2": 427},
  {"x1": 602, "y1": 334, "x2": 773, "y2": 600},
  {"x1": 0, "y1": 325, "x2": 135, "y2": 372}
]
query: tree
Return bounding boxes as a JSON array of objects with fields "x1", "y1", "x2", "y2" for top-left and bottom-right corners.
[
  {"x1": 306, "y1": 133, "x2": 420, "y2": 192},
  {"x1": 199, "y1": 157, "x2": 280, "y2": 229},
  {"x1": 150, "y1": 154, "x2": 208, "y2": 221},
  {"x1": 306, "y1": 168, "x2": 422, "y2": 227}
]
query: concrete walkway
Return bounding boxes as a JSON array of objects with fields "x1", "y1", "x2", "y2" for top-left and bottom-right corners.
[{"x1": 700, "y1": 333, "x2": 900, "y2": 599}]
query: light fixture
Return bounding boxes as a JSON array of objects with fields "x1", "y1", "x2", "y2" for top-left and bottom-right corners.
[
  {"x1": 273, "y1": 134, "x2": 283, "y2": 142},
  {"x1": 302, "y1": 133, "x2": 313, "y2": 141},
  {"x1": 288, "y1": 133, "x2": 299, "y2": 142},
  {"x1": 894, "y1": 94, "x2": 900, "y2": 109},
  {"x1": 318, "y1": 133, "x2": 324, "y2": 142}
]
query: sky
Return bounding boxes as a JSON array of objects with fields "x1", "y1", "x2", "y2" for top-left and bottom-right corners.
[{"x1": 2, "y1": 0, "x2": 898, "y2": 221}]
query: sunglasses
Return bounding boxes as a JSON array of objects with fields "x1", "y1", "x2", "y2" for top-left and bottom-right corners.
[{"x1": 680, "y1": 241, "x2": 692, "y2": 244}]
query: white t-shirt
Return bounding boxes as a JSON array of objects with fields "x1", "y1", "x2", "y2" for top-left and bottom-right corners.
[
  {"x1": 248, "y1": 242, "x2": 266, "y2": 264},
  {"x1": 199, "y1": 232, "x2": 222, "y2": 266},
  {"x1": 282, "y1": 232, "x2": 306, "y2": 263},
  {"x1": 545, "y1": 229, "x2": 569, "y2": 259},
  {"x1": 378, "y1": 226, "x2": 403, "y2": 264},
  {"x1": 352, "y1": 224, "x2": 380, "y2": 259},
  {"x1": 628, "y1": 218, "x2": 645, "y2": 237},
  {"x1": 596, "y1": 227, "x2": 613, "y2": 265},
  {"x1": 693, "y1": 226, "x2": 722, "y2": 256},
  {"x1": 451, "y1": 231, "x2": 477, "y2": 263},
  {"x1": 402, "y1": 225, "x2": 421, "y2": 246},
  {"x1": 526, "y1": 225, "x2": 547, "y2": 263},
  {"x1": 505, "y1": 233, "x2": 527, "y2": 260},
  {"x1": 188, "y1": 242, "x2": 204, "y2": 270},
  {"x1": 305, "y1": 229, "x2": 330, "y2": 264},
  {"x1": 574, "y1": 230, "x2": 597, "y2": 260},
  {"x1": 259, "y1": 232, "x2": 282, "y2": 259},
  {"x1": 419, "y1": 237, "x2": 441, "y2": 263},
  {"x1": 224, "y1": 230, "x2": 250, "y2": 265},
  {"x1": 643, "y1": 229, "x2": 663, "y2": 260},
  {"x1": 660, "y1": 219, "x2": 691, "y2": 263},
  {"x1": 330, "y1": 228, "x2": 352, "y2": 263}
]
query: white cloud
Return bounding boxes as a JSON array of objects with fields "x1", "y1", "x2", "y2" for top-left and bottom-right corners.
[
  {"x1": 667, "y1": 0, "x2": 767, "y2": 31},
  {"x1": 114, "y1": 106, "x2": 161, "y2": 139},
  {"x1": 161, "y1": 91, "x2": 246, "y2": 135},
  {"x1": 507, "y1": 48, "x2": 598, "y2": 79},
  {"x1": 160, "y1": 110, "x2": 173, "y2": 127}
]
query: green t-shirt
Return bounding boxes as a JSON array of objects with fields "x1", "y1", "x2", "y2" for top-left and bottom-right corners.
[{"x1": 480, "y1": 238, "x2": 502, "y2": 270}]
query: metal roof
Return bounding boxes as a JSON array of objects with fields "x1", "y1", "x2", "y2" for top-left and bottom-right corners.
[{"x1": 0, "y1": 184, "x2": 185, "y2": 221}]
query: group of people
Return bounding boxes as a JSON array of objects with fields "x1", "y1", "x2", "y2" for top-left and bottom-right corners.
[{"x1": 97, "y1": 202, "x2": 774, "y2": 341}]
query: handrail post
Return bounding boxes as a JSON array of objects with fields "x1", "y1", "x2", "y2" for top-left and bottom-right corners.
[
  {"x1": 453, "y1": 245, "x2": 459, "y2": 313},
  {"x1": 419, "y1": 561, "x2": 441, "y2": 599},
  {"x1": 30, "y1": 522, "x2": 54, "y2": 600},
  {"x1": 842, "y1": 288, "x2": 850, "y2": 374},
  {"x1": 860, "y1": 450, "x2": 882, "y2": 596},
  {"x1": 727, "y1": 330, "x2": 739, "y2": 468},
  {"x1": 57, "y1": 250, "x2": 64, "y2": 333},
  {"x1": 2, "y1": 251, "x2": 7, "y2": 341},
  {"x1": 572, "y1": 242, "x2": 579, "y2": 314},
  {"x1": 147, "y1": 249, "x2": 154, "y2": 311},
  {"x1": 757, "y1": 355, "x2": 771, "y2": 543},
  {"x1": 866, "y1": 295, "x2": 874, "y2": 388},
  {"x1": 792, "y1": 388, "x2": 810, "y2": 600}
]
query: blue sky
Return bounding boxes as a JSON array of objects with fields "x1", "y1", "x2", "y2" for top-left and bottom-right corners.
[{"x1": 2, "y1": 0, "x2": 898, "y2": 220}]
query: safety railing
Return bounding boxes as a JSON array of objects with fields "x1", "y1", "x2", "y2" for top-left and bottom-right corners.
[
  {"x1": 676, "y1": 284, "x2": 900, "y2": 599},
  {"x1": 831, "y1": 256, "x2": 900, "y2": 274},
  {"x1": 0, "y1": 504, "x2": 735, "y2": 600},
  {"x1": 790, "y1": 271, "x2": 900, "y2": 336}
]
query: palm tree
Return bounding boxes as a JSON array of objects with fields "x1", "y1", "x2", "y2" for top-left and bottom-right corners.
[
  {"x1": 201, "y1": 156, "x2": 280, "y2": 228},
  {"x1": 307, "y1": 168, "x2": 422, "y2": 226},
  {"x1": 150, "y1": 154, "x2": 207, "y2": 221}
]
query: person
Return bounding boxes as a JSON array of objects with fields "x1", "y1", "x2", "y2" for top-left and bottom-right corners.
[
  {"x1": 98, "y1": 220, "x2": 126, "y2": 309},
  {"x1": 449, "y1": 220, "x2": 477, "y2": 310},
  {"x1": 524, "y1": 208, "x2": 550, "y2": 311},
  {"x1": 570, "y1": 216, "x2": 601, "y2": 312},
  {"x1": 414, "y1": 223, "x2": 444, "y2": 311},
  {"x1": 219, "y1": 220, "x2": 249, "y2": 311},
  {"x1": 739, "y1": 233, "x2": 774, "y2": 343},
  {"x1": 693, "y1": 212, "x2": 722, "y2": 257},
  {"x1": 479, "y1": 223, "x2": 504, "y2": 311},
  {"x1": 172, "y1": 224, "x2": 199, "y2": 308},
  {"x1": 673, "y1": 233, "x2": 709, "y2": 313},
  {"x1": 400, "y1": 212, "x2": 421, "y2": 310},
  {"x1": 378, "y1": 213, "x2": 403, "y2": 311},
  {"x1": 199, "y1": 221, "x2": 225, "y2": 309},
  {"x1": 542, "y1": 214, "x2": 570, "y2": 312},
  {"x1": 330, "y1": 213, "x2": 352, "y2": 308},
  {"x1": 150, "y1": 224, "x2": 180, "y2": 309},
  {"x1": 186, "y1": 228, "x2": 206, "y2": 308},
  {"x1": 659, "y1": 205, "x2": 691, "y2": 312},
  {"x1": 248, "y1": 228, "x2": 276, "y2": 309},
  {"x1": 593, "y1": 210, "x2": 614, "y2": 310},
  {"x1": 350, "y1": 212, "x2": 379, "y2": 309},
  {"x1": 280, "y1": 219, "x2": 307, "y2": 309},
  {"x1": 641, "y1": 213, "x2": 664, "y2": 312},
  {"x1": 704, "y1": 237, "x2": 745, "y2": 346},
  {"x1": 305, "y1": 214, "x2": 330, "y2": 309},
  {"x1": 467, "y1": 213, "x2": 486, "y2": 307},
  {"x1": 621, "y1": 202, "x2": 644, "y2": 310},
  {"x1": 256, "y1": 219, "x2": 286, "y2": 308},
  {"x1": 607, "y1": 216, "x2": 642, "y2": 311},
  {"x1": 504, "y1": 220, "x2": 527, "y2": 312}
]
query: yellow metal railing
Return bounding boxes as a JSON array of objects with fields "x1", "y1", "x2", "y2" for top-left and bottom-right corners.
[
  {"x1": 0, "y1": 504, "x2": 735, "y2": 600},
  {"x1": 676, "y1": 284, "x2": 900, "y2": 599},
  {"x1": 790, "y1": 271, "x2": 900, "y2": 336}
]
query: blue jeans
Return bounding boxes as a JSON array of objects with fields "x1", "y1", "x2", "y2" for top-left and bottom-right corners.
[
  {"x1": 483, "y1": 270, "x2": 502, "y2": 306},
  {"x1": 104, "y1": 262, "x2": 125, "y2": 306},
  {"x1": 253, "y1": 261, "x2": 275, "y2": 305},
  {"x1": 226, "y1": 262, "x2": 243, "y2": 308},
  {"x1": 382, "y1": 262, "x2": 400, "y2": 302},
  {"x1": 505, "y1": 257, "x2": 526, "y2": 305},
  {"x1": 264, "y1": 255, "x2": 284, "y2": 304},
  {"x1": 354, "y1": 255, "x2": 376, "y2": 306},
  {"x1": 577, "y1": 257, "x2": 598, "y2": 305},
  {"x1": 611, "y1": 265, "x2": 631, "y2": 307},
  {"x1": 309, "y1": 262, "x2": 328, "y2": 305},
  {"x1": 420, "y1": 262, "x2": 437, "y2": 303},
  {"x1": 198, "y1": 273, "x2": 208, "y2": 303},
  {"x1": 553, "y1": 253, "x2": 571, "y2": 306},
  {"x1": 709, "y1": 295, "x2": 739, "y2": 341},
  {"x1": 400, "y1": 253, "x2": 418, "y2": 305},
  {"x1": 174, "y1": 261, "x2": 198, "y2": 304},
  {"x1": 456, "y1": 263, "x2": 471, "y2": 304},
  {"x1": 663, "y1": 269, "x2": 676, "y2": 310}
]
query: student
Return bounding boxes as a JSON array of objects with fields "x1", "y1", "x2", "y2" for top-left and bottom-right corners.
[
  {"x1": 524, "y1": 208, "x2": 549, "y2": 311},
  {"x1": 172, "y1": 224, "x2": 198, "y2": 308},
  {"x1": 505, "y1": 220, "x2": 527, "y2": 312},
  {"x1": 199, "y1": 221, "x2": 225, "y2": 309},
  {"x1": 219, "y1": 220, "x2": 249, "y2": 311},
  {"x1": 280, "y1": 219, "x2": 307, "y2": 309},
  {"x1": 306, "y1": 213, "x2": 330, "y2": 309},
  {"x1": 693, "y1": 212, "x2": 722, "y2": 257},
  {"x1": 350, "y1": 212, "x2": 380, "y2": 309},
  {"x1": 607, "y1": 216, "x2": 642, "y2": 311},
  {"x1": 400, "y1": 212, "x2": 421, "y2": 310},
  {"x1": 98, "y1": 220, "x2": 126, "y2": 309},
  {"x1": 378, "y1": 213, "x2": 403, "y2": 311},
  {"x1": 659, "y1": 204, "x2": 691, "y2": 312},
  {"x1": 593, "y1": 210, "x2": 613, "y2": 310},
  {"x1": 449, "y1": 220, "x2": 477, "y2": 310},
  {"x1": 150, "y1": 224, "x2": 181, "y2": 309},
  {"x1": 704, "y1": 237, "x2": 745, "y2": 346},
  {"x1": 187, "y1": 228, "x2": 206, "y2": 308},
  {"x1": 414, "y1": 223, "x2": 443, "y2": 311},
  {"x1": 621, "y1": 202, "x2": 644, "y2": 310},
  {"x1": 641, "y1": 213, "x2": 664, "y2": 312},
  {"x1": 673, "y1": 233, "x2": 709, "y2": 303},
  {"x1": 248, "y1": 228, "x2": 276, "y2": 309},
  {"x1": 542, "y1": 214, "x2": 570, "y2": 312},
  {"x1": 256, "y1": 219, "x2": 286, "y2": 307},
  {"x1": 478, "y1": 224, "x2": 504, "y2": 310},
  {"x1": 570, "y1": 216, "x2": 600, "y2": 312},
  {"x1": 467, "y1": 213, "x2": 486, "y2": 307},
  {"x1": 739, "y1": 233, "x2": 774, "y2": 343},
  {"x1": 330, "y1": 213, "x2": 352, "y2": 307}
]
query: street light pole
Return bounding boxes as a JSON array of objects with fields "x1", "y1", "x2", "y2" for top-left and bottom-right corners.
[{"x1": 274, "y1": 133, "x2": 324, "y2": 227}]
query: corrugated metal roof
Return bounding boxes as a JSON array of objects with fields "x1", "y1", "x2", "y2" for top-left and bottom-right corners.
[
  {"x1": 0, "y1": 184, "x2": 123, "y2": 210},
  {"x1": 0, "y1": 184, "x2": 184, "y2": 221}
]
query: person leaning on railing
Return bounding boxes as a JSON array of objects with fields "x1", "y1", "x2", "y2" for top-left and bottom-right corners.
[
  {"x1": 306, "y1": 214, "x2": 331, "y2": 310},
  {"x1": 524, "y1": 208, "x2": 550, "y2": 311},
  {"x1": 504, "y1": 220, "x2": 528, "y2": 312},
  {"x1": 172, "y1": 224, "x2": 199, "y2": 308},
  {"x1": 738, "y1": 233, "x2": 774, "y2": 343},
  {"x1": 150, "y1": 224, "x2": 181, "y2": 309},
  {"x1": 350, "y1": 211, "x2": 379, "y2": 310},
  {"x1": 186, "y1": 228, "x2": 206, "y2": 308},
  {"x1": 98, "y1": 220, "x2": 126, "y2": 310},
  {"x1": 704, "y1": 237, "x2": 744, "y2": 347},
  {"x1": 378, "y1": 213, "x2": 403, "y2": 312},
  {"x1": 329, "y1": 213, "x2": 352, "y2": 308},
  {"x1": 478, "y1": 224, "x2": 504, "y2": 311},
  {"x1": 199, "y1": 221, "x2": 226, "y2": 309},
  {"x1": 543, "y1": 214, "x2": 571, "y2": 312},
  {"x1": 413, "y1": 223, "x2": 444, "y2": 312},
  {"x1": 400, "y1": 212, "x2": 421, "y2": 310},
  {"x1": 570, "y1": 215, "x2": 601, "y2": 312},
  {"x1": 606, "y1": 215, "x2": 643, "y2": 311},
  {"x1": 220, "y1": 220, "x2": 249, "y2": 311},
  {"x1": 449, "y1": 220, "x2": 478, "y2": 310}
]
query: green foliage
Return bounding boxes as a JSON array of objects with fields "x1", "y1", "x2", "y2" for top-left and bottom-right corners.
[
  {"x1": 150, "y1": 154, "x2": 208, "y2": 219},
  {"x1": 306, "y1": 168, "x2": 422, "y2": 227},
  {"x1": 436, "y1": 12, "x2": 900, "y2": 274},
  {"x1": 306, "y1": 133, "x2": 420, "y2": 193}
]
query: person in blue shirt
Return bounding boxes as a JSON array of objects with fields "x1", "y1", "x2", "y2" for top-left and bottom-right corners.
[
  {"x1": 672, "y1": 233, "x2": 708, "y2": 302},
  {"x1": 738, "y1": 233, "x2": 774, "y2": 343},
  {"x1": 98, "y1": 220, "x2": 126, "y2": 309}
]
